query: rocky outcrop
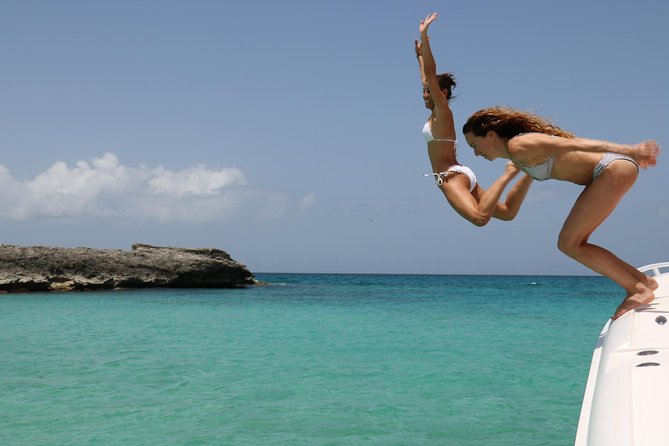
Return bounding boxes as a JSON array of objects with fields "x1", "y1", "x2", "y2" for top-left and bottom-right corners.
[{"x1": 0, "y1": 243, "x2": 256, "y2": 293}]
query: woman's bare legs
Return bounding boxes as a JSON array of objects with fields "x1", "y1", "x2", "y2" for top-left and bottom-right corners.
[{"x1": 556, "y1": 161, "x2": 653, "y2": 320}]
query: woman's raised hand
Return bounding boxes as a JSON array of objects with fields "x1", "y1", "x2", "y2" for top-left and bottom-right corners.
[
  {"x1": 419, "y1": 12, "x2": 438, "y2": 36},
  {"x1": 414, "y1": 39, "x2": 421, "y2": 57}
]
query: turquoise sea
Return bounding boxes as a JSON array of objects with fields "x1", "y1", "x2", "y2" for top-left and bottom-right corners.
[{"x1": 1, "y1": 274, "x2": 622, "y2": 445}]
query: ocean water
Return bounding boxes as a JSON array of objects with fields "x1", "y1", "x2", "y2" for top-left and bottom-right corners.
[{"x1": 0, "y1": 274, "x2": 622, "y2": 446}]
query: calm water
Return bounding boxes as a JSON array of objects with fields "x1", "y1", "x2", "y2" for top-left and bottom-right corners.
[{"x1": 0, "y1": 274, "x2": 622, "y2": 445}]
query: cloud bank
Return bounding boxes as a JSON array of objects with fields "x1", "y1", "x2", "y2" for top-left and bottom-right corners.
[{"x1": 0, "y1": 153, "x2": 306, "y2": 223}]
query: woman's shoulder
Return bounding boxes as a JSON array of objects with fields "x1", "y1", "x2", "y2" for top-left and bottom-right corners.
[{"x1": 509, "y1": 132, "x2": 558, "y2": 149}]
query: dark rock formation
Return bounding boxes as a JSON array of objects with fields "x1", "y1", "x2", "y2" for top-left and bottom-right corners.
[{"x1": 0, "y1": 243, "x2": 256, "y2": 293}]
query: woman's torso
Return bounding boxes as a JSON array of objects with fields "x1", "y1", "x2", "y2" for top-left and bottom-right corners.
[
  {"x1": 423, "y1": 116, "x2": 458, "y2": 172},
  {"x1": 514, "y1": 150, "x2": 609, "y2": 186}
]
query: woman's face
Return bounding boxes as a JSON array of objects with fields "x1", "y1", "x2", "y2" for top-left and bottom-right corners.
[
  {"x1": 422, "y1": 86, "x2": 448, "y2": 110},
  {"x1": 422, "y1": 86, "x2": 434, "y2": 109},
  {"x1": 464, "y1": 131, "x2": 505, "y2": 161}
]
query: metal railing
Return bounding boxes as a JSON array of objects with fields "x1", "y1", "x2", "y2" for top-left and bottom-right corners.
[{"x1": 638, "y1": 262, "x2": 669, "y2": 277}]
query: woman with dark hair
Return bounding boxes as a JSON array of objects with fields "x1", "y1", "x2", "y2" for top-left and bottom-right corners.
[
  {"x1": 463, "y1": 106, "x2": 660, "y2": 319},
  {"x1": 416, "y1": 13, "x2": 533, "y2": 227}
]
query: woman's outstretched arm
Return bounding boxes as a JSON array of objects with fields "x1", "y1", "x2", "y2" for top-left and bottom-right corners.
[
  {"x1": 419, "y1": 13, "x2": 451, "y2": 116},
  {"x1": 415, "y1": 39, "x2": 427, "y2": 88},
  {"x1": 509, "y1": 134, "x2": 660, "y2": 169}
]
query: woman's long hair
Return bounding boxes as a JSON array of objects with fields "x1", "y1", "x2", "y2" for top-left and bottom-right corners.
[{"x1": 462, "y1": 107, "x2": 574, "y2": 139}]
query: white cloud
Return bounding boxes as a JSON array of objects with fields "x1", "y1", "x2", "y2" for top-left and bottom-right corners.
[
  {"x1": 148, "y1": 165, "x2": 246, "y2": 196},
  {"x1": 299, "y1": 193, "x2": 316, "y2": 213},
  {"x1": 0, "y1": 153, "x2": 291, "y2": 222}
]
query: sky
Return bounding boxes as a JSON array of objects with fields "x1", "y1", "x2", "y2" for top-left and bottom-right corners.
[{"x1": 1, "y1": 0, "x2": 667, "y2": 275}]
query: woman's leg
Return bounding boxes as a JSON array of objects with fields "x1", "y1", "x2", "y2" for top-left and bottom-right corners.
[{"x1": 556, "y1": 161, "x2": 652, "y2": 319}]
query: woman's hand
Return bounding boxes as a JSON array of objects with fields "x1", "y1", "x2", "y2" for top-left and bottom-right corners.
[
  {"x1": 414, "y1": 36, "x2": 431, "y2": 57},
  {"x1": 419, "y1": 12, "x2": 438, "y2": 36},
  {"x1": 502, "y1": 161, "x2": 520, "y2": 178},
  {"x1": 504, "y1": 161, "x2": 519, "y2": 174},
  {"x1": 630, "y1": 140, "x2": 660, "y2": 169}
]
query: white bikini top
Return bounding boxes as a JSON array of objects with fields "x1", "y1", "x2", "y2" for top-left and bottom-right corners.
[{"x1": 422, "y1": 121, "x2": 457, "y2": 144}]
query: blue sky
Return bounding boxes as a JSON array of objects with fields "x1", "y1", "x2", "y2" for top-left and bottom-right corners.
[{"x1": 1, "y1": 1, "x2": 667, "y2": 275}]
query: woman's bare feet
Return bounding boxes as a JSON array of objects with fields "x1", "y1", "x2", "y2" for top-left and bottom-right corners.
[
  {"x1": 612, "y1": 286, "x2": 656, "y2": 320},
  {"x1": 645, "y1": 275, "x2": 659, "y2": 291}
]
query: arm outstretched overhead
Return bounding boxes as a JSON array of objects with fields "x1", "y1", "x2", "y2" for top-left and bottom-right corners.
[
  {"x1": 418, "y1": 13, "x2": 453, "y2": 127},
  {"x1": 415, "y1": 39, "x2": 427, "y2": 89}
]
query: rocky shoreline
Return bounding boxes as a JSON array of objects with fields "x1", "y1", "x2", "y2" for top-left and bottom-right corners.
[{"x1": 0, "y1": 243, "x2": 256, "y2": 293}]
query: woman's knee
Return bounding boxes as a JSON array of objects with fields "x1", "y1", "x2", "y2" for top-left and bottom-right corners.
[
  {"x1": 557, "y1": 232, "x2": 580, "y2": 258},
  {"x1": 600, "y1": 161, "x2": 638, "y2": 190}
]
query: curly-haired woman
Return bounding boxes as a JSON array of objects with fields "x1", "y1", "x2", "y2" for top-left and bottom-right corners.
[{"x1": 463, "y1": 106, "x2": 660, "y2": 320}]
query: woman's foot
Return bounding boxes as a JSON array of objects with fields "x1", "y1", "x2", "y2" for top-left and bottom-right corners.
[
  {"x1": 645, "y1": 275, "x2": 659, "y2": 291},
  {"x1": 612, "y1": 286, "x2": 656, "y2": 320}
]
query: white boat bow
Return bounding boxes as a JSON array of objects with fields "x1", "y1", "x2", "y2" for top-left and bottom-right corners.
[{"x1": 575, "y1": 262, "x2": 669, "y2": 446}]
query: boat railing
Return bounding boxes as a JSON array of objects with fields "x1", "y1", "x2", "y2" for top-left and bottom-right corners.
[{"x1": 638, "y1": 262, "x2": 669, "y2": 277}]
